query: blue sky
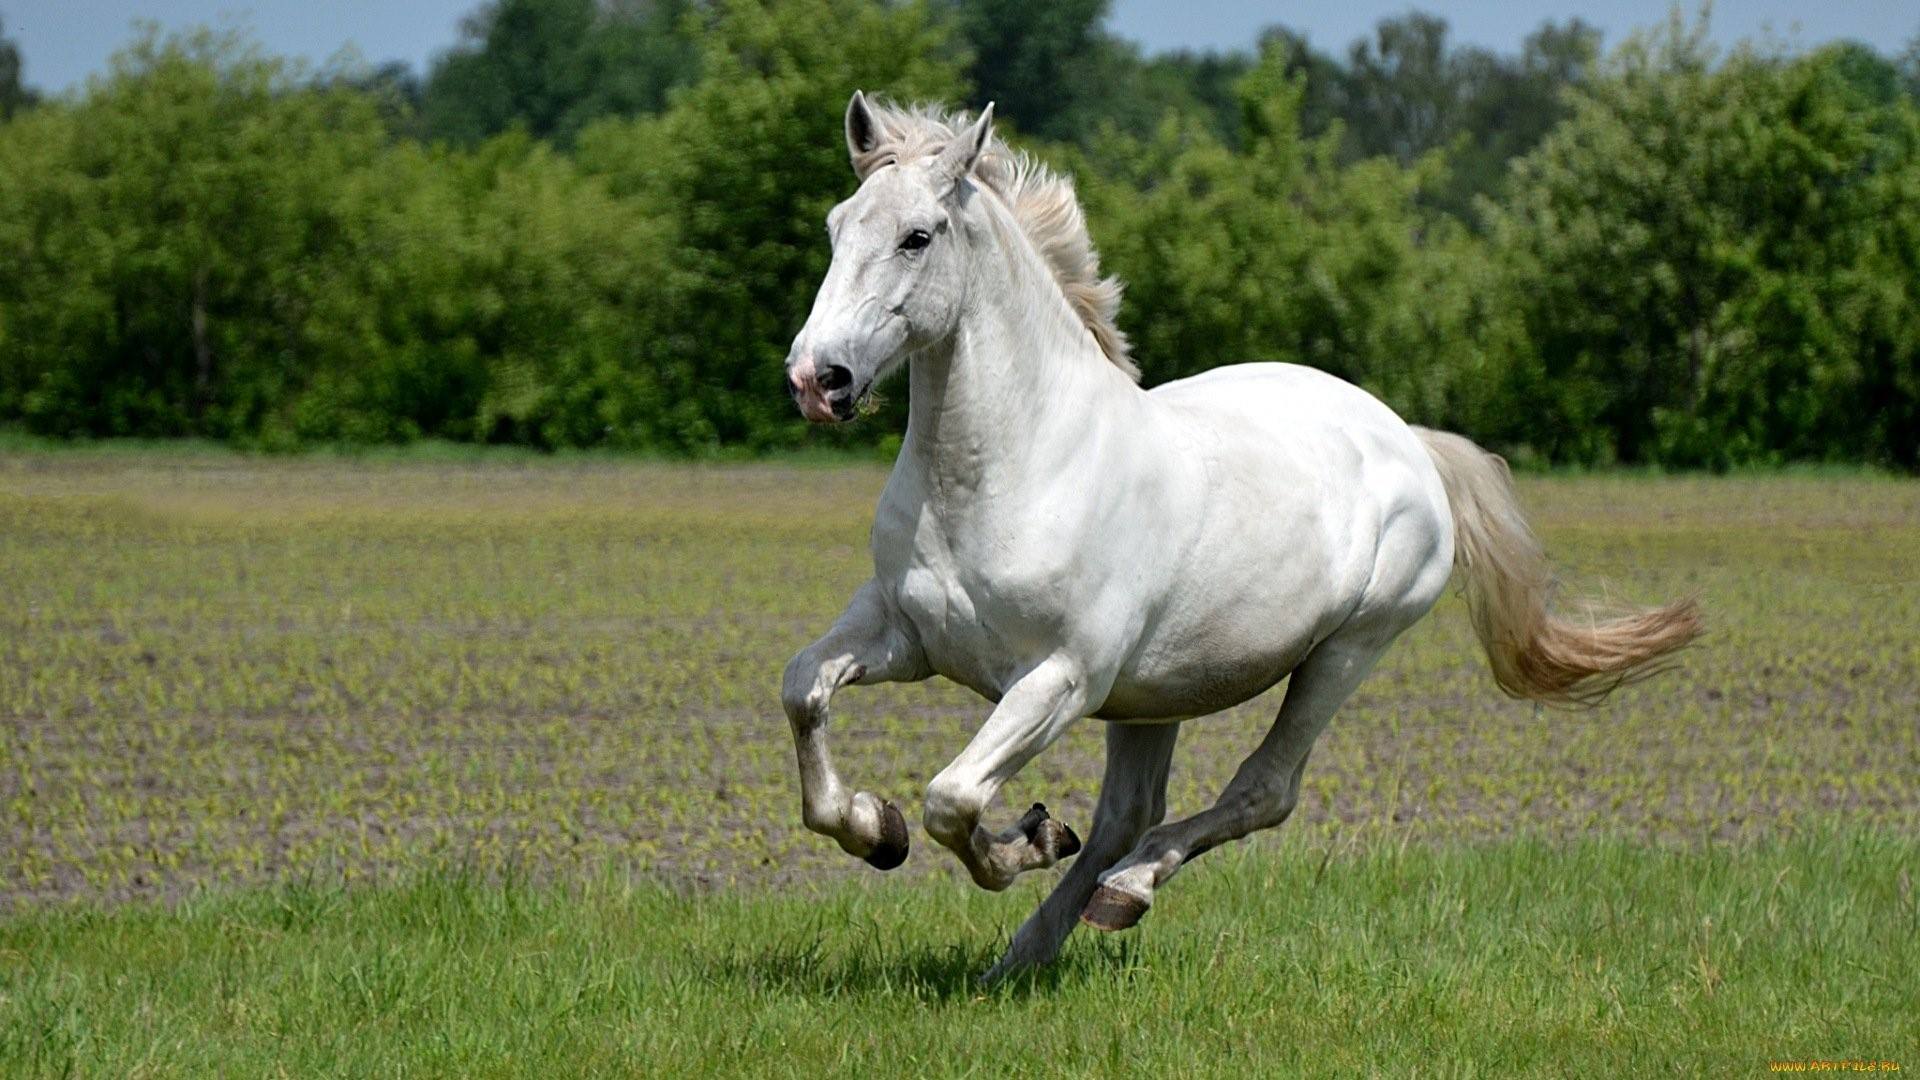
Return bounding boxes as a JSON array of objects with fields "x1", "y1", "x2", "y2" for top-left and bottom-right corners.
[{"x1": 4, "y1": 1, "x2": 1914, "y2": 94}]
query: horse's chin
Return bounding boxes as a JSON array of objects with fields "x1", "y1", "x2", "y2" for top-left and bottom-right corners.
[{"x1": 796, "y1": 398, "x2": 841, "y2": 424}]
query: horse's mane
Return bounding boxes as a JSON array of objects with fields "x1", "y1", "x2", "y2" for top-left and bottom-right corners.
[{"x1": 850, "y1": 101, "x2": 1139, "y2": 382}]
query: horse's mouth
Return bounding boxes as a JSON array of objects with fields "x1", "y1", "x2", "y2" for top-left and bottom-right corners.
[
  {"x1": 823, "y1": 381, "x2": 879, "y2": 423},
  {"x1": 790, "y1": 372, "x2": 877, "y2": 425}
]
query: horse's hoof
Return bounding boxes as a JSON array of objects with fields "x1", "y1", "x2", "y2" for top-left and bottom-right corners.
[
  {"x1": 1016, "y1": 803, "x2": 1082, "y2": 859},
  {"x1": 863, "y1": 800, "x2": 910, "y2": 870},
  {"x1": 1080, "y1": 884, "x2": 1149, "y2": 932},
  {"x1": 1053, "y1": 821, "x2": 1082, "y2": 859}
]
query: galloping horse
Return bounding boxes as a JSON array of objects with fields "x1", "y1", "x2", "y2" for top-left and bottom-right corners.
[{"x1": 780, "y1": 94, "x2": 1700, "y2": 982}]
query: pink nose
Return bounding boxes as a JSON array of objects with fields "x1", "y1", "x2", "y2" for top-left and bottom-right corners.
[{"x1": 787, "y1": 353, "x2": 839, "y2": 423}]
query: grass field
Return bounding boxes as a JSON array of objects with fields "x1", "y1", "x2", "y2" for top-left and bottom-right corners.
[
  {"x1": 2, "y1": 448, "x2": 1916, "y2": 1074},
  {"x1": 4, "y1": 833, "x2": 1913, "y2": 1076}
]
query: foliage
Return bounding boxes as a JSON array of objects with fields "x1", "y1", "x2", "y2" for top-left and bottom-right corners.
[
  {"x1": 574, "y1": 0, "x2": 966, "y2": 449},
  {"x1": 0, "y1": 4, "x2": 1916, "y2": 466},
  {"x1": 0, "y1": 14, "x2": 34, "y2": 120},
  {"x1": 420, "y1": 0, "x2": 702, "y2": 146},
  {"x1": 0, "y1": 30, "x2": 671, "y2": 447},
  {"x1": 290, "y1": 134, "x2": 675, "y2": 448},
  {"x1": 1487, "y1": 18, "x2": 1920, "y2": 467},
  {"x1": 1076, "y1": 43, "x2": 1514, "y2": 436},
  {"x1": 0, "y1": 31, "x2": 393, "y2": 439},
  {"x1": 1329, "y1": 15, "x2": 1602, "y2": 219},
  {"x1": 942, "y1": 0, "x2": 1106, "y2": 140}
]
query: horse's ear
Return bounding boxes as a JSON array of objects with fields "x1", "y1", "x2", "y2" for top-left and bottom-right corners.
[
  {"x1": 846, "y1": 90, "x2": 878, "y2": 172},
  {"x1": 931, "y1": 102, "x2": 993, "y2": 189}
]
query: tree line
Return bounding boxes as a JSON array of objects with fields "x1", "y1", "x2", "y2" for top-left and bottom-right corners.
[{"x1": 0, "y1": 1, "x2": 1916, "y2": 468}]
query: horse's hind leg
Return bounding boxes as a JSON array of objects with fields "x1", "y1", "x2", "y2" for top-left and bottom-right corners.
[
  {"x1": 982, "y1": 721, "x2": 1180, "y2": 983},
  {"x1": 1082, "y1": 633, "x2": 1392, "y2": 931}
]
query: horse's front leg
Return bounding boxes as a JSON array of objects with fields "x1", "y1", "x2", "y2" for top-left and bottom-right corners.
[
  {"x1": 781, "y1": 580, "x2": 929, "y2": 869},
  {"x1": 923, "y1": 655, "x2": 1092, "y2": 891}
]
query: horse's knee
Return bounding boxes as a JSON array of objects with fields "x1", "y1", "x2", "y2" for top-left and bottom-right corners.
[
  {"x1": 1250, "y1": 763, "x2": 1309, "y2": 831},
  {"x1": 779, "y1": 653, "x2": 811, "y2": 717},
  {"x1": 781, "y1": 651, "x2": 828, "y2": 724},
  {"x1": 922, "y1": 775, "x2": 980, "y2": 850},
  {"x1": 784, "y1": 647, "x2": 870, "y2": 725},
  {"x1": 1231, "y1": 788, "x2": 1297, "y2": 836},
  {"x1": 1263, "y1": 788, "x2": 1301, "y2": 831}
]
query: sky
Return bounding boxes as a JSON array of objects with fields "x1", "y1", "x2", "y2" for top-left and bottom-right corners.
[{"x1": 4, "y1": 0, "x2": 1915, "y2": 94}]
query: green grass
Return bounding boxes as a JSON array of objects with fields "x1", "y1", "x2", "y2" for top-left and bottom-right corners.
[
  {"x1": 1, "y1": 448, "x2": 1916, "y2": 1073},
  {"x1": 2, "y1": 831, "x2": 1913, "y2": 1076}
]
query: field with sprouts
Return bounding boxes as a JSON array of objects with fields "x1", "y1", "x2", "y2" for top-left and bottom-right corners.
[{"x1": 1, "y1": 447, "x2": 1915, "y2": 1074}]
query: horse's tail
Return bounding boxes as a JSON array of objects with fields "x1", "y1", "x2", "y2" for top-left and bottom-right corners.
[{"x1": 1413, "y1": 427, "x2": 1702, "y2": 706}]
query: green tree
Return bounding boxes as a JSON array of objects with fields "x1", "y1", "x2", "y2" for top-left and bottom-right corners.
[
  {"x1": 1340, "y1": 13, "x2": 1462, "y2": 166},
  {"x1": 0, "y1": 13, "x2": 37, "y2": 119},
  {"x1": 1488, "y1": 17, "x2": 1920, "y2": 467},
  {"x1": 422, "y1": 0, "x2": 700, "y2": 145},
  {"x1": 1328, "y1": 14, "x2": 1598, "y2": 219},
  {"x1": 944, "y1": 1, "x2": 1263, "y2": 149},
  {"x1": 575, "y1": 0, "x2": 965, "y2": 449},
  {"x1": 1856, "y1": 117, "x2": 1920, "y2": 467},
  {"x1": 1077, "y1": 41, "x2": 1510, "y2": 434},
  {"x1": 324, "y1": 59, "x2": 426, "y2": 140},
  {"x1": 943, "y1": 0, "x2": 1103, "y2": 140},
  {"x1": 0, "y1": 30, "x2": 391, "y2": 437},
  {"x1": 0, "y1": 27, "x2": 673, "y2": 448},
  {"x1": 1257, "y1": 27, "x2": 1349, "y2": 144},
  {"x1": 1446, "y1": 20, "x2": 1600, "y2": 215},
  {"x1": 289, "y1": 133, "x2": 672, "y2": 447}
]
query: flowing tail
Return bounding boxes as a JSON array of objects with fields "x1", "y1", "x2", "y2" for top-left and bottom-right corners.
[{"x1": 1414, "y1": 428, "x2": 1702, "y2": 706}]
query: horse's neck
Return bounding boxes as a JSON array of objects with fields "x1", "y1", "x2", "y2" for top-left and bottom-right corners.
[{"x1": 900, "y1": 205, "x2": 1135, "y2": 505}]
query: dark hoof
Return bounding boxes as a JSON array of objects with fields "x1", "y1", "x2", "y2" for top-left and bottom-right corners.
[
  {"x1": 1054, "y1": 821, "x2": 1082, "y2": 859},
  {"x1": 1080, "y1": 884, "x2": 1149, "y2": 932},
  {"x1": 862, "y1": 800, "x2": 910, "y2": 871},
  {"x1": 1016, "y1": 803, "x2": 1081, "y2": 859}
]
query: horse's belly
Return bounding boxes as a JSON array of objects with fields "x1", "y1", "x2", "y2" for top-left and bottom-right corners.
[
  {"x1": 1092, "y1": 576, "x2": 1329, "y2": 718},
  {"x1": 1094, "y1": 645, "x2": 1308, "y2": 719}
]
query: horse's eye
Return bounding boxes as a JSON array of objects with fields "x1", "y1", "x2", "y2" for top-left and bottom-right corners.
[{"x1": 899, "y1": 229, "x2": 932, "y2": 252}]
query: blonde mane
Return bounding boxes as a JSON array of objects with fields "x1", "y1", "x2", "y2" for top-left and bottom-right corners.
[{"x1": 850, "y1": 102, "x2": 1138, "y2": 381}]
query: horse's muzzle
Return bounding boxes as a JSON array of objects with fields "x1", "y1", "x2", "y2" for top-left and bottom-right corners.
[{"x1": 787, "y1": 353, "x2": 857, "y2": 424}]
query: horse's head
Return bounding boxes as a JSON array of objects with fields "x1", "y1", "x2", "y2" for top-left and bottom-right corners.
[{"x1": 785, "y1": 92, "x2": 994, "y2": 424}]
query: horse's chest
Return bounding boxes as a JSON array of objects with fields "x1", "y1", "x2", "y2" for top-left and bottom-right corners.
[{"x1": 876, "y1": 515, "x2": 1067, "y2": 699}]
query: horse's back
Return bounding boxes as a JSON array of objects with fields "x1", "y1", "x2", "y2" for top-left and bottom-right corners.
[
  {"x1": 1153, "y1": 363, "x2": 1420, "y2": 454},
  {"x1": 1150, "y1": 363, "x2": 1447, "y2": 531}
]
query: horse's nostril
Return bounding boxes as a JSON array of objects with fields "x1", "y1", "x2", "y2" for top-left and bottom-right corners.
[{"x1": 818, "y1": 364, "x2": 853, "y2": 393}]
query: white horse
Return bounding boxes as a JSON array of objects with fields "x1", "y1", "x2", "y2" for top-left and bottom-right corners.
[{"x1": 780, "y1": 94, "x2": 1700, "y2": 982}]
